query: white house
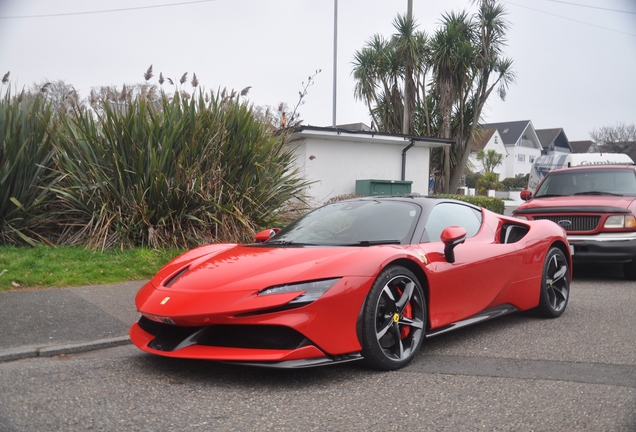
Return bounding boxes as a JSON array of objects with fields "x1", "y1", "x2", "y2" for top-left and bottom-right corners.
[
  {"x1": 287, "y1": 125, "x2": 451, "y2": 206},
  {"x1": 535, "y1": 128, "x2": 572, "y2": 155},
  {"x1": 570, "y1": 140, "x2": 601, "y2": 153},
  {"x1": 469, "y1": 128, "x2": 507, "y2": 179},
  {"x1": 480, "y1": 120, "x2": 543, "y2": 179}
]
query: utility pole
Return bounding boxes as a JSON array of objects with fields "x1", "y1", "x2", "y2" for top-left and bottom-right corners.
[
  {"x1": 332, "y1": 0, "x2": 338, "y2": 127},
  {"x1": 402, "y1": 0, "x2": 413, "y2": 135}
]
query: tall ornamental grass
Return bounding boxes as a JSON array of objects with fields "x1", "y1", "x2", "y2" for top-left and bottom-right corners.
[
  {"x1": 0, "y1": 91, "x2": 57, "y2": 245},
  {"x1": 52, "y1": 91, "x2": 309, "y2": 249}
]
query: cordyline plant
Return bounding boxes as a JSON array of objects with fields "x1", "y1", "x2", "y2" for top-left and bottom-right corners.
[
  {"x1": 0, "y1": 90, "x2": 58, "y2": 245},
  {"x1": 52, "y1": 90, "x2": 310, "y2": 249}
]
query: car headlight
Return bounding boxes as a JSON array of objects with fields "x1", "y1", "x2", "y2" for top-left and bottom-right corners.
[
  {"x1": 258, "y1": 278, "x2": 341, "y2": 304},
  {"x1": 604, "y1": 215, "x2": 636, "y2": 229}
]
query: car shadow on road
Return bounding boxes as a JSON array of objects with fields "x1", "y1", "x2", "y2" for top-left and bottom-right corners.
[
  {"x1": 130, "y1": 311, "x2": 541, "y2": 386},
  {"x1": 132, "y1": 348, "x2": 377, "y2": 387}
]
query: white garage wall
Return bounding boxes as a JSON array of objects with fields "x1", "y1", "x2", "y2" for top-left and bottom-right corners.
[{"x1": 288, "y1": 136, "x2": 431, "y2": 206}]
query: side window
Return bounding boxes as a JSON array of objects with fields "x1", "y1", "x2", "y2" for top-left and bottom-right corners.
[{"x1": 423, "y1": 203, "x2": 482, "y2": 243}]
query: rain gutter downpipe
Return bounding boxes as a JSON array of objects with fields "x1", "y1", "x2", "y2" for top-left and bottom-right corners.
[{"x1": 401, "y1": 139, "x2": 415, "y2": 181}]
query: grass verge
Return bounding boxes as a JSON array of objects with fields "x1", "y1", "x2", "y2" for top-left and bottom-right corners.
[{"x1": 0, "y1": 245, "x2": 184, "y2": 292}]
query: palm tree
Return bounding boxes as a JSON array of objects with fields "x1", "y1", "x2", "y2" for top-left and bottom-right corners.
[
  {"x1": 352, "y1": 0, "x2": 514, "y2": 194},
  {"x1": 352, "y1": 15, "x2": 429, "y2": 135},
  {"x1": 429, "y1": 10, "x2": 474, "y2": 193},
  {"x1": 448, "y1": 0, "x2": 516, "y2": 193},
  {"x1": 477, "y1": 149, "x2": 503, "y2": 174},
  {"x1": 392, "y1": 15, "x2": 428, "y2": 134}
]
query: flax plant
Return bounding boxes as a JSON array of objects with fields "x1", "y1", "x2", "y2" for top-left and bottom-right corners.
[
  {"x1": 0, "y1": 91, "x2": 57, "y2": 245},
  {"x1": 53, "y1": 91, "x2": 308, "y2": 249}
]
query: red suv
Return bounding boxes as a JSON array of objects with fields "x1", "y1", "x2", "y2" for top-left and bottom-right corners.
[{"x1": 514, "y1": 164, "x2": 636, "y2": 279}]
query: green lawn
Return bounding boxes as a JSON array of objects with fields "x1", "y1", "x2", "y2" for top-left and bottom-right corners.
[{"x1": 0, "y1": 245, "x2": 184, "y2": 292}]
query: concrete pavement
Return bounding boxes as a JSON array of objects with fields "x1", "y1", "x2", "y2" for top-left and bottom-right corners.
[{"x1": 0, "y1": 281, "x2": 145, "y2": 362}]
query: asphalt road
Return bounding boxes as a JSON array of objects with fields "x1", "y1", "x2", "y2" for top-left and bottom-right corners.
[{"x1": 0, "y1": 263, "x2": 634, "y2": 431}]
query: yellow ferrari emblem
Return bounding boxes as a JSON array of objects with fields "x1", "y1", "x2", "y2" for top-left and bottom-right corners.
[
  {"x1": 160, "y1": 296, "x2": 170, "y2": 305},
  {"x1": 393, "y1": 313, "x2": 400, "y2": 323},
  {"x1": 419, "y1": 253, "x2": 428, "y2": 264}
]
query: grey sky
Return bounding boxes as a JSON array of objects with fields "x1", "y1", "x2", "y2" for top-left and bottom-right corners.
[{"x1": 1, "y1": 0, "x2": 634, "y2": 141}]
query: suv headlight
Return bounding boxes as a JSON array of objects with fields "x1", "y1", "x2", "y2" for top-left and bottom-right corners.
[{"x1": 604, "y1": 215, "x2": 636, "y2": 229}]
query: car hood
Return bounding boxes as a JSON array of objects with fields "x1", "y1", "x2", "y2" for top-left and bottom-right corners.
[
  {"x1": 149, "y1": 244, "x2": 402, "y2": 293},
  {"x1": 516, "y1": 195, "x2": 636, "y2": 213},
  {"x1": 136, "y1": 243, "x2": 409, "y2": 318}
]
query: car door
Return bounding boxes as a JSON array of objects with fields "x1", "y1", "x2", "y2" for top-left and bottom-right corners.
[{"x1": 419, "y1": 202, "x2": 520, "y2": 329}]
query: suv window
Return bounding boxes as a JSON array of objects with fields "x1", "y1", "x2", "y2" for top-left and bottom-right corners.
[{"x1": 535, "y1": 168, "x2": 636, "y2": 197}]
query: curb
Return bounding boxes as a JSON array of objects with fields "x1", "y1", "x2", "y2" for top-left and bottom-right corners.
[{"x1": 0, "y1": 336, "x2": 131, "y2": 362}]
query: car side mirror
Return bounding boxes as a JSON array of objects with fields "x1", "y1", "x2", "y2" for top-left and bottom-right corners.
[
  {"x1": 520, "y1": 190, "x2": 532, "y2": 201},
  {"x1": 440, "y1": 226, "x2": 467, "y2": 264},
  {"x1": 254, "y1": 228, "x2": 280, "y2": 243}
]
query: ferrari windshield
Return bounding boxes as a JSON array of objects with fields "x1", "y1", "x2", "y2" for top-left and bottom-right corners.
[
  {"x1": 535, "y1": 168, "x2": 636, "y2": 198},
  {"x1": 269, "y1": 200, "x2": 420, "y2": 246}
]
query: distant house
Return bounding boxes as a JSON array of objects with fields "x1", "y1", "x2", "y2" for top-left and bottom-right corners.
[
  {"x1": 535, "y1": 128, "x2": 572, "y2": 155},
  {"x1": 468, "y1": 128, "x2": 507, "y2": 179},
  {"x1": 570, "y1": 140, "x2": 601, "y2": 153},
  {"x1": 286, "y1": 125, "x2": 451, "y2": 206},
  {"x1": 479, "y1": 120, "x2": 543, "y2": 179}
]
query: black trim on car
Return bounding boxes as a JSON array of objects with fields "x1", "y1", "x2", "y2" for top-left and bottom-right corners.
[{"x1": 513, "y1": 206, "x2": 629, "y2": 215}]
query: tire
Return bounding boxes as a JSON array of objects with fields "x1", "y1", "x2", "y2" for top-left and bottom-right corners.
[
  {"x1": 360, "y1": 265, "x2": 426, "y2": 370},
  {"x1": 623, "y1": 258, "x2": 636, "y2": 280},
  {"x1": 535, "y1": 247, "x2": 570, "y2": 318}
]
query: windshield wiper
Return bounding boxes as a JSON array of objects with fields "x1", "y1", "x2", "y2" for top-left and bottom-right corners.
[
  {"x1": 573, "y1": 191, "x2": 624, "y2": 196},
  {"x1": 261, "y1": 240, "x2": 317, "y2": 246},
  {"x1": 263, "y1": 240, "x2": 293, "y2": 245},
  {"x1": 351, "y1": 240, "x2": 402, "y2": 246},
  {"x1": 534, "y1": 194, "x2": 564, "y2": 198}
]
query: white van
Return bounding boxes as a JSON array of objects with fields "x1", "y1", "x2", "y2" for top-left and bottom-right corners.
[{"x1": 527, "y1": 153, "x2": 634, "y2": 191}]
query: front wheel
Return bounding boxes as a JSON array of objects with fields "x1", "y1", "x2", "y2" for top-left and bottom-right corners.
[
  {"x1": 535, "y1": 247, "x2": 570, "y2": 318},
  {"x1": 360, "y1": 266, "x2": 426, "y2": 370}
]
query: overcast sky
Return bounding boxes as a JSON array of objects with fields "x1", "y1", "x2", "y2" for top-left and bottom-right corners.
[{"x1": 1, "y1": 0, "x2": 634, "y2": 141}]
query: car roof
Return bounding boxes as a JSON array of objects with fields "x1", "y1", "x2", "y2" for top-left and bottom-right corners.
[
  {"x1": 340, "y1": 195, "x2": 481, "y2": 212},
  {"x1": 549, "y1": 164, "x2": 636, "y2": 175}
]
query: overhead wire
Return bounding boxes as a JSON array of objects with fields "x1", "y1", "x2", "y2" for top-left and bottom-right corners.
[
  {"x1": 504, "y1": 1, "x2": 636, "y2": 37},
  {"x1": 544, "y1": 0, "x2": 636, "y2": 15},
  {"x1": 0, "y1": 0, "x2": 218, "y2": 20}
]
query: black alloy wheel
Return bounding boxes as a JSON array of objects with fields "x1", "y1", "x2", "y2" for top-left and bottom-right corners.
[
  {"x1": 536, "y1": 247, "x2": 570, "y2": 318},
  {"x1": 360, "y1": 265, "x2": 426, "y2": 370}
]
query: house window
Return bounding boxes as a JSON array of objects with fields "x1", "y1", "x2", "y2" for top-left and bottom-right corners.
[
  {"x1": 518, "y1": 154, "x2": 526, "y2": 163},
  {"x1": 529, "y1": 156, "x2": 535, "y2": 163}
]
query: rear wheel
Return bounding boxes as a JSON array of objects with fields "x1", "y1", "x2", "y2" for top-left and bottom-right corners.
[
  {"x1": 535, "y1": 247, "x2": 570, "y2": 318},
  {"x1": 360, "y1": 266, "x2": 426, "y2": 370}
]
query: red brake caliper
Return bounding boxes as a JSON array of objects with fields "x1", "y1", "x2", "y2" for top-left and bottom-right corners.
[{"x1": 396, "y1": 287, "x2": 412, "y2": 339}]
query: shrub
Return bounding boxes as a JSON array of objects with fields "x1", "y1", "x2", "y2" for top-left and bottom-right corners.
[
  {"x1": 501, "y1": 174, "x2": 529, "y2": 191},
  {"x1": 0, "y1": 91, "x2": 57, "y2": 245},
  {"x1": 475, "y1": 172, "x2": 503, "y2": 195},
  {"x1": 435, "y1": 194, "x2": 505, "y2": 214},
  {"x1": 51, "y1": 91, "x2": 310, "y2": 249},
  {"x1": 464, "y1": 172, "x2": 481, "y2": 189}
]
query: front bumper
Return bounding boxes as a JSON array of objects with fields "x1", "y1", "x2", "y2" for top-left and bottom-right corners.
[
  {"x1": 567, "y1": 232, "x2": 636, "y2": 262},
  {"x1": 129, "y1": 320, "x2": 363, "y2": 368}
]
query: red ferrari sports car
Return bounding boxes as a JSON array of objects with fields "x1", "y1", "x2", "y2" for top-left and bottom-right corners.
[{"x1": 130, "y1": 196, "x2": 571, "y2": 370}]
